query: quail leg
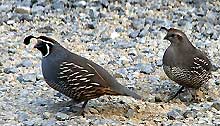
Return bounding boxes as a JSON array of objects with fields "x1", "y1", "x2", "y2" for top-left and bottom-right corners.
[
  {"x1": 167, "y1": 86, "x2": 184, "y2": 102},
  {"x1": 75, "y1": 100, "x2": 88, "y2": 116}
]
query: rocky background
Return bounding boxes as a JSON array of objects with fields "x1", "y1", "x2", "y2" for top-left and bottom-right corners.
[{"x1": 1, "y1": 0, "x2": 220, "y2": 125}]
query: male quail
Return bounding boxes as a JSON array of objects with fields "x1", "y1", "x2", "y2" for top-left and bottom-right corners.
[
  {"x1": 161, "y1": 27, "x2": 212, "y2": 101},
  {"x1": 24, "y1": 35, "x2": 141, "y2": 114}
]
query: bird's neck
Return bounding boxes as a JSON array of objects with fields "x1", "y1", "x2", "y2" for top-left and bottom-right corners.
[{"x1": 171, "y1": 40, "x2": 195, "y2": 53}]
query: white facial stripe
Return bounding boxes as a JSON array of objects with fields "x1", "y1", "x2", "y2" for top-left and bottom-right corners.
[
  {"x1": 43, "y1": 44, "x2": 50, "y2": 57},
  {"x1": 38, "y1": 39, "x2": 54, "y2": 45}
]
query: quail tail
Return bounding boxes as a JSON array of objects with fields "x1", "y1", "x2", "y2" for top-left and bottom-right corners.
[
  {"x1": 125, "y1": 88, "x2": 142, "y2": 100},
  {"x1": 113, "y1": 83, "x2": 142, "y2": 100}
]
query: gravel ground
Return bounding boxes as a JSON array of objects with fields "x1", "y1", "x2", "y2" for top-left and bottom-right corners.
[{"x1": 1, "y1": 0, "x2": 220, "y2": 126}]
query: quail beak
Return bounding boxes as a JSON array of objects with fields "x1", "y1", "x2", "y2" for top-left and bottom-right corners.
[
  {"x1": 164, "y1": 35, "x2": 169, "y2": 40},
  {"x1": 160, "y1": 27, "x2": 169, "y2": 40},
  {"x1": 34, "y1": 41, "x2": 43, "y2": 48}
]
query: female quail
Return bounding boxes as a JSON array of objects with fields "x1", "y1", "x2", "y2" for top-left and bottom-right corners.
[
  {"x1": 161, "y1": 27, "x2": 212, "y2": 101},
  {"x1": 24, "y1": 35, "x2": 141, "y2": 114}
]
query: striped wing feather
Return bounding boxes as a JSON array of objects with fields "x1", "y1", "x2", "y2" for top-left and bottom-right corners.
[{"x1": 57, "y1": 61, "x2": 118, "y2": 101}]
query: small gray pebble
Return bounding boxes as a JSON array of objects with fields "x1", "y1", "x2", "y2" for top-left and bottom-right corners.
[
  {"x1": 52, "y1": 0, "x2": 65, "y2": 10},
  {"x1": 115, "y1": 68, "x2": 128, "y2": 78},
  {"x1": 155, "y1": 96, "x2": 163, "y2": 102},
  {"x1": 0, "y1": 4, "x2": 13, "y2": 12},
  {"x1": 7, "y1": 20, "x2": 15, "y2": 25},
  {"x1": 19, "y1": 89, "x2": 29, "y2": 97},
  {"x1": 23, "y1": 120, "x2": 35, "y2": 126},
  {"x1": 167, "y1": 109, "x2": 183, "y2": 120},
  {"x1": 8, "y1": 48, "x2": 16, "y2": 54},
  {"x1": 36, "y1": 26, "x2": 54, "y2": 33},
  {"x1": 115, "y1": 27, "x2": 124, "y2": 32},
  {"x1": 132, "y1": 18, "x2": 145, "y2": 30},
  {"x1": 124, "y1": 109, "x2": 135, "y2": 118},
  {"x1": 42, "y1": 112, "x2": 51, "y2": 119},
  {"x1": 55, "y1": 112, "x2": 69, "y2": 121},
  {"x1": 17, "y1": 112, "x2": 29, "y2": 122},
  {"x1": 145, "y1": 17, "x2": 154, "y2": 25},
  {"x1": 129, "y1": 30, "x2": 140, "y2": 38},
  {"x1": 179, "y1": 91, "x2": 193, "y2": 102},
  {"x1": 87, "y1": 21, "x2": 97, "y2": 29},
  {"x1": 138, "y1": 28, "x2": 148, "y2": 37},
  {"x1": 137, "y1": 63, "x2": 154, "y2": 74},
  {"x1": 100, "y1": 0, "x2": 109, "y2": 8},
  {"x1": 18, "y1": 14, "x2": 33, "y2": 22},
  {"x1": 73, "y1": 1, "x2": 87, "y2": 7},
  {"x1": 87, "y1": 45, "x2": 100, "y2": 51},
  {"x1": 114, "y1": 40, "x2": 136, "y2": 49},
  {"x1": 156, "y1": 60, "x2": 163, "y2": 66},
  {"x1": 19, "y1": 59, "x2": 33, "y2": 67},
  {"x1": 211, "y1": 32, "x2": 218, "y2": 40},
  {"x1": 196, "y1": 10, "x2": 206, "y2": 16},
  {"x1": 213, "y1": 119, "x2": 220, "y2": 125},
  {"x1": 42, "y1": 119, "x2": 56, "y2": 126},
  {"x1": 17, "y1": 73, "x2": 36, "y2": 83},
  {"x1": 89, "y1": 9, "x2": 99, "y2": 20},
  {"x1": 183, "y1": 110, "x2": 197, "y2": 118},
  {"x1": 212, "y1": 101, "x2": 220, "y2": 111},
  {"x1": 32, "y1": 5, "x2": 45, "y2": 14},
  {"x1": 33, "y1": 97, "x2": 48, "y2": 106},
  {"x1": 4, "y1": 67, "x2": 18, "y2": 74},
  {"x1": 128, "y1": 49, "x2": 137, "y2": 56}
]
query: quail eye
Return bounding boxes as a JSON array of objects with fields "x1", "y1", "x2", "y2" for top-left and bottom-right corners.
[{"x1": 170, "y1": 34, "x2": 175, "y2": 37}]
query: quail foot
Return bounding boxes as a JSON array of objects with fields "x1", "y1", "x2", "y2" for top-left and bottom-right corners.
[
  {"x1": 161, "y1": 27, "x2": 212, "y2": 102},
  {"x1": 24, "y1": 35, "x2": 141, "y2": 115}
]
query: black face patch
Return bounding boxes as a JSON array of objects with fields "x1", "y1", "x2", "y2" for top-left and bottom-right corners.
[{"x1": 34, "y1": 42, "x2": 53, "y2": 57}]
